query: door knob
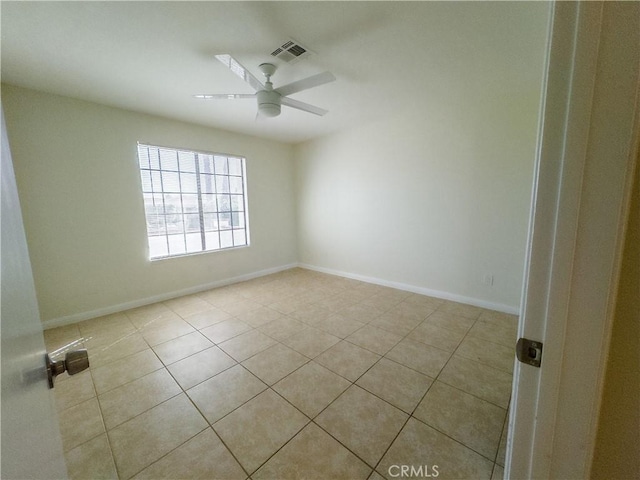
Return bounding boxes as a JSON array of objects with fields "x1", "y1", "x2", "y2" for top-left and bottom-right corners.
[{"x1": 46, "y1": 350, "x2": 90, "y2": 388}]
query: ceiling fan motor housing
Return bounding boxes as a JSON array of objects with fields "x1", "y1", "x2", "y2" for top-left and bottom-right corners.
[{"x1": 257, "y1": 89, "x2": 281, "y2": 117}]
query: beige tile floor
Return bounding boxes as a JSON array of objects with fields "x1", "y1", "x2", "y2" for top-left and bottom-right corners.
[{"x1": 45, "y1": 268, "x2": 517, "y2": 480}]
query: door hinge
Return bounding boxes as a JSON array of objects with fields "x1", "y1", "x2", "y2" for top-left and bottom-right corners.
[{"x1": 516, "y1": 338, "x2": 543, "y2": 368}]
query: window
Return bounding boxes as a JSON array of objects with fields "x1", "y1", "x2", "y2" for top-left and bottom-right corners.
[{"x1": 137, "y1": 143, "x2": 249, "y2": 259}]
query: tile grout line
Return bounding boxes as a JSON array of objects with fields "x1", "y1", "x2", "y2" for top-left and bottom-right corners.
[
  {"x1": 103, "y1": 319, "x2": 409, "y2": 475},
  {"x1": 194, "y1": 298, "x2": 378, "y2": 478},
  {"x1": 210, "y1": 319, "x2": 405, "y2": 477},
  {"x1": 186, "y1": 365, "x2": 266, "y2": 479},
  {"x1": 55, "y1": 269, "x2": 516, "y2": 480},
  {"x1": 210, "y1": 301, "x2": 504, "y2": 476},
  {"x1": 367, "y1": 309, "x2": 485, "y2": 479},
  {"x1": 191, "y1": 304, "x2": 481, "y2": 474},
  {"x1": 430, "y1": 309, "x2": 514, "y2": 410},
  {"x1": 363, "y1": 307, "x2": 466, "y2": 479},
  {"x1": 402, "y1": 308, "x2": 510, "y2": 464},
  {"x1": 87, "y1": 326, "x2": 156, "y2": 480},
  {"x1": 116, "y1": 333, "x2": 247, "y2": 480},
  {"x1": 61, "y1": 371, "x2": 119, "y2": 478},
  {"x1": 91, "y1": 329, "x2": 227, "y2": 478},
  {"x1": 248, "y1": 306, "x2": 437, "y2": 477},
  {"x1": 123, "y1": 424, "x2": 211, "y2": 480},
  {"x1": 494, "y1": 395, "x2": 511, "y2": 467}
]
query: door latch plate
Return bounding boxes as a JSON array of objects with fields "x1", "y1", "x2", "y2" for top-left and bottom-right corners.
[{"x1": 516, "y1": 338, "x2": 543, "y2": 368}]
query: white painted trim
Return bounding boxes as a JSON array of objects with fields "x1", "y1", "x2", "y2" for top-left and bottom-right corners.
[
  {"x1": 508, "y1": 1, "x2": 640, "y2": 478},
  {"x1": 298, "y1": 263, "x2": 519, "y2": 315},
  {"x1": 44, "y1": 259, "x2": 518, "y2": 330},
  {"x1": 508, "y1": 2, "x2": 600, "y2": 477},
  {"x1": 42, "y1": 263, "x2": 298, "y2": 330}
]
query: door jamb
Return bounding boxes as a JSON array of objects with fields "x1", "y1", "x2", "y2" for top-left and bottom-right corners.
[{"x1": 507, "y1": 1, "x2": 640, "y2": 478}]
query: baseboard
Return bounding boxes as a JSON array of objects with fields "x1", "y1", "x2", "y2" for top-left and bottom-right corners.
[
  {"x1": 42, "y1": 263, "x2": 299, "y2": 330},
  {"x1": 298, "y1": 263, "x2": 520, "y2": 315},
  {"x1": 43, "y1": 261, "x2": 519, "y2": 330}
]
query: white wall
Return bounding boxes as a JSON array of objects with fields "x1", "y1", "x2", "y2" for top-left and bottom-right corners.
[
  {"x1": 295, "y1": 4, "x2": 548, "y2": 312},
  {"x1": 3, "y1": 1, "x2": 547, "y2": 322},
  {"x1": 2, "y1": 85, "x2": 297, "y2": 325}
]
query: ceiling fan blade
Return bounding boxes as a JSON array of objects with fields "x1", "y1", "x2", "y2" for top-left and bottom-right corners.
[
  {"x1": 275, "y1": 71, "x2": 336, "y2": 97},
  {"x1": 281, "y1": 97, "x2": 328, "y2": 116},
  {"x1": 214, "y1": 54, "x2": 264, "y2": 92},
  {"x1": 193, "y1": 94, "x2": 255, "y2": 100}
]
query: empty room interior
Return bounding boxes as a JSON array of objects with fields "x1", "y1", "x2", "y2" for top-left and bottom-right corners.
[{"x1": 2, "y1": 2, "x2": 638, "y2": 480}]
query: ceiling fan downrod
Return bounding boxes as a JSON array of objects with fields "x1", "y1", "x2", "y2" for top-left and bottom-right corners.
[{"x1": 257, "y1": 63, "x2": 281, "y2": 117}]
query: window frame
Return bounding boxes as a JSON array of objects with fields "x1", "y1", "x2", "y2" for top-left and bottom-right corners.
[{"x1": 136, "y1": 142, "x2": 250, "y2": 260}]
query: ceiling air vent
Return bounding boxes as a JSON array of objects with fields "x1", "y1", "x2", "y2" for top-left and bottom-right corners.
[{"x1": 270, "y1": 39, "x2": 313, "y2": 64}]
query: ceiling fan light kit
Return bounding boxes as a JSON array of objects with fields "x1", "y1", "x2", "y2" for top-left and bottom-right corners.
[
  {"x1": 194, "y1": 55, "x2": 336, "y2": 118},
  {"x1": 256, "y1": 63, "x2": 282, "y2": 117},
  {"x1": 256, "y1": 90, "x2": 282, "y2": 117}
]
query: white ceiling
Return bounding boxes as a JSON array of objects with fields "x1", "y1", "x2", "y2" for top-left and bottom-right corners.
[{"x1": 1, "y1": 2, "x2": 545, "y2": 144}]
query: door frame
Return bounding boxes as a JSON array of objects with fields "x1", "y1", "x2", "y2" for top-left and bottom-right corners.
[{"x1": 508, "y1": 1, "x2": 639, "y2": 478}]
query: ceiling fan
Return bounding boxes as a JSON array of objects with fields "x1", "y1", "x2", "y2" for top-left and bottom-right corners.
[{"x1": 194, "y1": 54, "x2": 336, "y2": 118}]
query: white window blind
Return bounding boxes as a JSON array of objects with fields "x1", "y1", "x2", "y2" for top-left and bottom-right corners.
[{"x1": 137, "y1": 143, "x2": 249, "y2": 259}]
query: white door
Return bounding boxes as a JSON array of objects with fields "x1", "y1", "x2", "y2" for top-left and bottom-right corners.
[{"x1": 1, "y1": 107, "x2": 69, "y2": 479}]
